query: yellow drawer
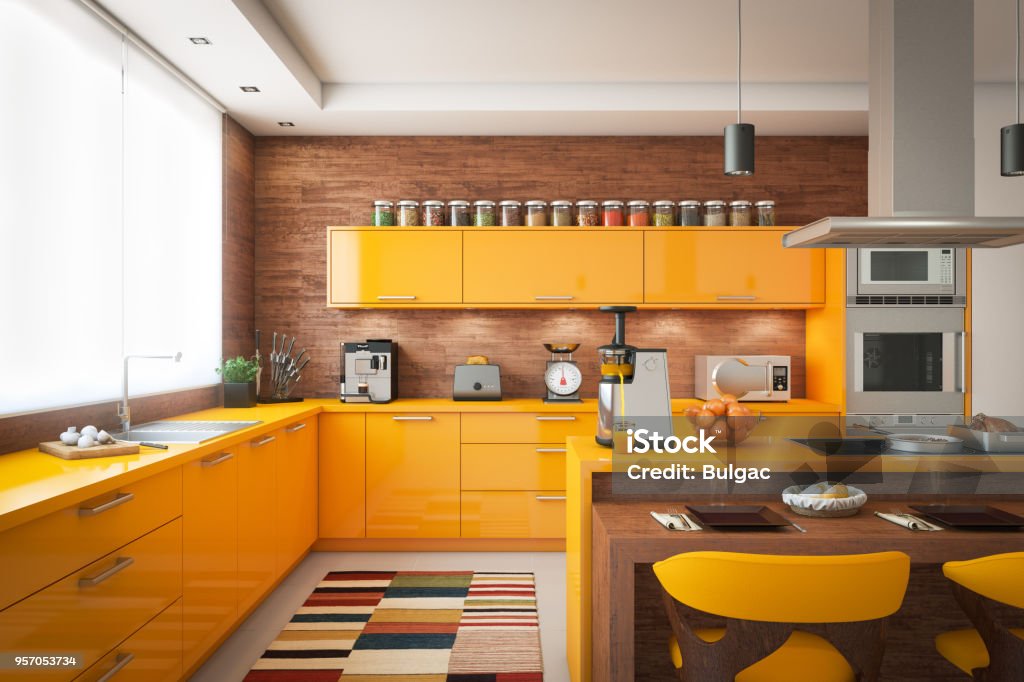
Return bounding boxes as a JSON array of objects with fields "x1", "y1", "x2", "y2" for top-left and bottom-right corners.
[
  {"x1": 0, "y1": 468, "x2": 182, "y2": 611},
  {"x1": 461, "y1": 491, "x2": 566, "y2": 538},
  {"x1": 461, "y1": 413, "x2": 595, "y2": 444},
  {"x1": 461, "y1": 443, "x2": 567, "y2": 490},
  {"x1": 74, "y1": 599, "x2": 182, "y2": 682},
  {"x1": 0, "y1": 519, "x2": 183, "y2": 681}
]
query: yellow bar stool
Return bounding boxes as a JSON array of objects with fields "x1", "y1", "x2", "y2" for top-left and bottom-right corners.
[
  {"x1": 652, "y1": 550, "x2": 910, "y2": 682},
  {"x1": 936, "y1": 552, "x2": 1024, "y2": 681}
]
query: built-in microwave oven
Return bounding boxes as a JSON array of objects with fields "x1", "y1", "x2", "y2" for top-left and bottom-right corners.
[{"x1": 847, "y1": 248, "x2": 966, "y2": 306}]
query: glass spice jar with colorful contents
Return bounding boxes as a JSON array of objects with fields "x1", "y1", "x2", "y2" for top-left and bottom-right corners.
[
  {"x1": 703, "y1": 200, "x2": 727, "y2": 226},
  {"x1": 550, "y1": 200, "x2": 573, "y2": 226},
  {"x1": 396, "y1": 200, "x2": 420, "y2": 226},
  {"x1": 472, "y1": 200, "x2": 496, "y2": 226},
  {"x1": 575, "y1": 200, "x2": 599, "y2": 227},
  {"x1": 601, "y1": 200, "x2": 624, "y2": 226},
  {"x1": 678, "y1": 200, "x2": 701, "y2": 226},
  {"x1": 755, "y1": 200, "x2": 776, "y2": 226},
  {"x1": 499, "y1": 200, "x2": 522, "y2": 226},
  {"x1": 447, "y1": 200, "x2": 471, "y2": 226},
  {"x1": 524, "y1": 200, "x2": 548, "y2": 226},
  {"x1": 652, "y1": 200, "x2": 675, "y2": 226},
  {"x1": 626, "y1": 200, "x2": 650, "y2": 226},
  {"x1": 728, "y1": 200, "x2": 753, "y2": 226},
  {"x1": 372, "y1": 200, "x2": 395, "y2": 226},
  {"x1": 421, "y1": 200, "x2": 445, "y2": 226}
]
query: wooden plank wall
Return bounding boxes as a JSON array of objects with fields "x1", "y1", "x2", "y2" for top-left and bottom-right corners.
[{"x1": 254, "y1": 135, "x2": 867, "y2": 400}]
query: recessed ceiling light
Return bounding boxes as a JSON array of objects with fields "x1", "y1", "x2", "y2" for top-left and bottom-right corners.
[
  {"x1": 240, "y1": 86, "x2": 260, "y2": 93},
  {"x1": 277, "y1": 122, "x2": 295, "y2": 127},
  {"x1": 188, "y1": 37, "x2": 211, "y2": 45}
]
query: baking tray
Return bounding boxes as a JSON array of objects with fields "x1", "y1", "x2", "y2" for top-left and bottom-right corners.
[
  {"x1": 685, "y1": 505, "x2": 791, "y2": 528},
  {"x1": 948, "y1": 425, "x2": 1024, "y2": 453},
  {"x1": 887, "y1": 433, "x2": 963, "y2": 454},
  {"x1": 909, "y1": 504, "x2": 1024, "y2": 528}
]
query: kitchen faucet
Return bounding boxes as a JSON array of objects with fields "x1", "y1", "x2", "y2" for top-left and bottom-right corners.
[{"x1": 118, "y1": 352, "x2": 182, "y2": 433}]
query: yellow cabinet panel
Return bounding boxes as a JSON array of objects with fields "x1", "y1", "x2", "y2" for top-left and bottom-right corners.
[
  {"x1": 366, "y1": 414, "x2": 460, "y2": 538},
  {"x1": 0, "y1": 519, "x2": 182, "y2": 682},
  {"x1": 645, "y1": 230, "x2": 825, "y2": 304},
  {"x1": 237, "y1": 436, "x2": 279, "y2": 615},
  {"x1": 461, "y1": 413, "x2": 596, "y2": 444},
  {"x1": 329, "y1": 230, "x2": 462, "y2": 304},
  {"x1": 182, "y1": 450, "x2": 237, "y2": 672},
  {"x1": 319, "y1": 413, "x2": 367, "y2": 538},
  {"x1": 0, "y1": 467, "x2": 181, "y2": 612},
  {"x1": 75, "y1": 599, "x2": 182, "y2": 682},
  {"x1": 461, "y1": 444, "x2": 566, "y2": 491},
  {"x1": 276, "y1": 419, "x2": 318, "y2": 574},
  {"x1": 460, "y1": 491, "x2": 566, "y2": 538},
  {"x1": 463, "y1": 231, "x2": 644, "y2": 304}
]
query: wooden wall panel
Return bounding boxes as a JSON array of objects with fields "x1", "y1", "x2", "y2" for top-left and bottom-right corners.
[
  {"x1": 255, "y1": 135, "x2": 866, "y2": 400},
  {"x1": 223, "y1": 115, "x2": 256, "y2": 360}
]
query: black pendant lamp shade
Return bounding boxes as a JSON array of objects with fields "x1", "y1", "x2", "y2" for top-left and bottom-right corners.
[
  {"x1": 725, "y1": 123, "x2": 755, "y2": 176},
  {"x1": 1004, "y1": 124, "x2": 1024, "y2": 176}
]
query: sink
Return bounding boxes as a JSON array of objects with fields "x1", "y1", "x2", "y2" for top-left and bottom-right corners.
[{"x1": 113, "y1": 420, "x2": 262, "y2": 444}]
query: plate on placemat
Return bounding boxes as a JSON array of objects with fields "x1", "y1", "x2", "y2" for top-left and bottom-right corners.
[
  {"x1": 909, "y1": 505, "x2": 1024, "y2": 528},
  {"x1": 686, "y1": 505, "x2": 791, "y2": 528}
]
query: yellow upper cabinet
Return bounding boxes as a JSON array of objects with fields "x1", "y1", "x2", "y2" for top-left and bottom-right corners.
[
  {"x1": 328, "y1": 229, "x2": 462, "y2": 305},
  {"x1": 463, "y1": 231, "x2": 644, "y2": 304},
  {"x1": 645, "y1": 229, "x2": 825, "y2": 305}
]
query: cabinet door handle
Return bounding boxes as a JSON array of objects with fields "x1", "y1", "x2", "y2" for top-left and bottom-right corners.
[
  {"x1": 392, "y1": 416, "x2": 433, "y2": 421},
  {"x1": 78, "y1": 492, "x2": 134, "y2": 517},
  {"x1": 535, "y1": 416, "x2": 576, "y2": 421},
  {"x1": 535, "y1": 495, "x2": 567, "y2": 501},
  {"x1": 201, "y1": 452, "x2": 234, "y2": 467},
  {"x1": 534, "y1": 295, "x2": 574, "y2": 300},
  {"x1": 536, "y1": 448, "x2": 567, "y2": 453},
  {"x1": 286, "y1": 422, "x2": 307, "y2": 433},
  {"x1": 252, "y1": 435, "x2": 276, "y2": 448},
  {"x1": 96, "y1": 653, "x2": 135, "y2": 682},
  {"x1": 377, "y1": 295, "x2": 417, "y2": 300},
  {"x1": 79, "y1": 556, "x2": 134, "y2": 588},
  {"x1": 716, "y1": 295, "x2": 757, "y2": 301}
]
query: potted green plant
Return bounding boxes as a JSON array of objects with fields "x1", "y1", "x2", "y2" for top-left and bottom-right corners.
[{"x1": 217, "y1": 356, "x2": 260, "y2": 408}]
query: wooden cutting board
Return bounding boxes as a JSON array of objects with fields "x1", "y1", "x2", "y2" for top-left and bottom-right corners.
[{"x1": 39, "y1": 440, "x2": 141, "y2": 460}]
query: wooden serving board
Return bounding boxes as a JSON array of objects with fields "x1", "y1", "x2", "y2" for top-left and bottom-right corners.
[{"x1": 39, "y1": 440, "x2": 141, "y2": 460}]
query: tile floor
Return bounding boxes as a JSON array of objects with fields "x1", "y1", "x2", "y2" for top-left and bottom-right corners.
[{"x1": 190, "y1": 551, "x2": 569, "y2": 681}]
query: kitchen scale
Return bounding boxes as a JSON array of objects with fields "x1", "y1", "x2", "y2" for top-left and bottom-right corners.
[{"x1": 543, "y1": 343, "x2": 583, "y2": 403}]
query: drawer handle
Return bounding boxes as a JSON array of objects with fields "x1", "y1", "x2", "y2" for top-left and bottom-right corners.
[
  {"x1": 535, "y1": 416, "x2": 576, "y2": 421},
  {"x1": 534, "y1": 295, "x2": 574, "y2": 300},
  {"x1": 96, "y1": 653, "x2": 135, "y2": 682},
  {"x1": 392, "y1": 416, "x2": 433, "y2": 421},
  {"x1": 286, "y1": 422, "x2": 308, "y2": 433},
  {"x1": 535, "y1": 495, "x2": 567, "y2": 501},
  {"x1": 536, "y1": 448, "x2": 567, "y2": 453},
  {"x1": 78, "y1": 492, "x2": 135, "y2": 517},
  {"x1": 252, "y1": 435, "x2": 276, "y2": 448},
  {"x1": 79, "y1": 556, "x2": 134, "y2": 588},
  {"x1": 202, "y1": 452, "x2": 234, "y2": 467},
  {"x1": 377, "y1": 295, "x2": 417, "y2": 300},
  {"x1": 716, "y1": 295, "x2": 757, "y2": 301}
]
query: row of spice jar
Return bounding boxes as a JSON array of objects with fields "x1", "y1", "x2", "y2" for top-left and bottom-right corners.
[{"x1": 371, "y1": 199, "x2": 776, "y2": 228}]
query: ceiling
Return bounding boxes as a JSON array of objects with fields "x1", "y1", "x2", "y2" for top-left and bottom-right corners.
[{"x1": 94, "y1": 0, "x2": 1022, "y2": 136}]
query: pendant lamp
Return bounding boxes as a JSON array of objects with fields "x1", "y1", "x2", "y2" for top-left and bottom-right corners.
[
  {"x1": 1002, "y1": 0, "x2": 1023, "y2": 176},
  {"x1": 725, "y1": 0, "x2": 754, "y2": 176}
]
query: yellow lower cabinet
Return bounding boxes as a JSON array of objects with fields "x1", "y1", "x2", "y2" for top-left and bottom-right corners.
[
  {"x1": 460, "y1": 491, "x2": 567, "y2": 538},
  {"x1": 0, "y1": 519, "x2": 182, "y2": 681},
  {"x1": 461, "y1": 413, "x2": 596, "y2": 444},
  {"x1": 365, "y1": 414, "x2": 460, "y2": 538},
  {"x1": 319, "y1": 413, "x2": 367, "y2": 538},
  {"x1": 182, "y1": 450, "x2": 237, "y2": 673},
  {"x1": 276, "y1": 419, "x2": 318, "y2": 574},
  {"x1": 74, "y1": 599, "x2": 182, "y2": 682},
  {"x1": 462, "y1": 444, "x2": 567, "y2": 490},
  {"x1": 237, "y1": 435, "x2": 280, "y2": 615}
]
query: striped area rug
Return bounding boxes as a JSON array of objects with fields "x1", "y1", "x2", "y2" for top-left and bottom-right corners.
[{"x1": 245, "y1": 571, "x2": 543, "y2": 681}]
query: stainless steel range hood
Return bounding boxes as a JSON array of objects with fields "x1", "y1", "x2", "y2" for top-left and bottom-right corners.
[{"x1": 783, "y1": 217, "x2": 1024, "y2": 248}]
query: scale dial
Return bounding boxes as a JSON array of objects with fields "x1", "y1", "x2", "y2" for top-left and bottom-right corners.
[{"x1": 545, "y1": 361, "x2": 583, "y2": 396}]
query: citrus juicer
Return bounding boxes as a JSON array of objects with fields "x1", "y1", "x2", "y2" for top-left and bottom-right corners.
[{"x1": 595, "y1": 306, "x2": 673, "y2": 447}]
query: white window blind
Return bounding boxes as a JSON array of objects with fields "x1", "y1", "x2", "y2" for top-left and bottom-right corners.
[{"x1": 0, "y1": 0, "x2": 222, "y2": 416}]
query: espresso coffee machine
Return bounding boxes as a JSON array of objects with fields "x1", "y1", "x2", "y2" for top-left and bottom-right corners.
[
  {"x1": 596, "y1": 306, "x2": 672, "y2": 447},
  {"x1": 340, "y1": 340, "x2": 397, "y2": 403}
]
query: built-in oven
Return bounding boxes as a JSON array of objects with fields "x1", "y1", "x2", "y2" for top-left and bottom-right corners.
[
  {"x1": 847, "y1": 248, "x2": 966, "y2": 305},
  {"x1": 846, "y1": 308, "x2": 966, "y2": 416}
]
